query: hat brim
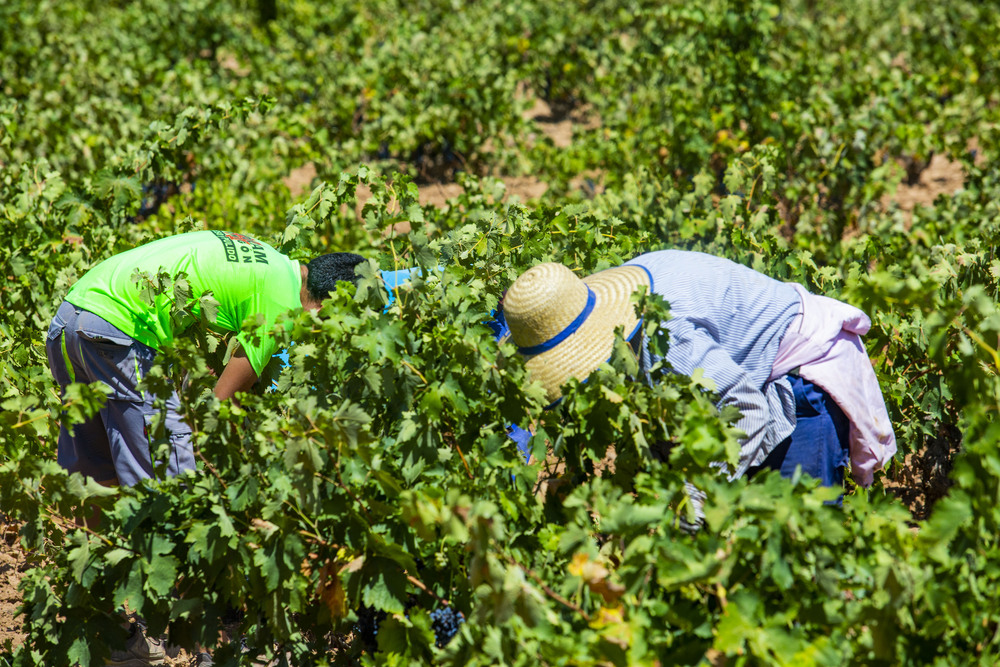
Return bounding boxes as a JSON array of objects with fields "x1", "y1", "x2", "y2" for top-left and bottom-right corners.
[{"x1": 524, "y1": 265, "x2": 651, "y2": 403}]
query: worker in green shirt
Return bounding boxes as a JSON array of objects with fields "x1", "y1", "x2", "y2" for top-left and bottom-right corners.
[{"x1": 46, "y1": 230, "x2": 364, "y2": 489}]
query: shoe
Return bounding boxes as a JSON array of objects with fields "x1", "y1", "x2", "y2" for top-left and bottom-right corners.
[
  {"x1": 191, "y1": 652, "x2": 215, "y2": 666},
  {"x1": 106, "y1": 622, "x2": 166, "y2": 666}
]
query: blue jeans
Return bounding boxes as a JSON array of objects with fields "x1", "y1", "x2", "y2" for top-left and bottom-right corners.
[{"x1": 748, "y1": 375, "x2": 850, "y2": 487}]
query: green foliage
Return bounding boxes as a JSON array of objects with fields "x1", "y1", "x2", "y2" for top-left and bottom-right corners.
[{"x1": 2, "y1": 0, "x2": 1000, "y2": 665}]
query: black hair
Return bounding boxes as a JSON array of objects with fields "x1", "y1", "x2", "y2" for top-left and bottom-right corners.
[{"x1": 306, "y1": 252, "x2": 366, "y2": 301}]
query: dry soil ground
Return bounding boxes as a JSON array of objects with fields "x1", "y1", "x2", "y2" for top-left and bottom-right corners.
[{"x1": 0, "y1": 528, "x2": 25, "y2": 651}]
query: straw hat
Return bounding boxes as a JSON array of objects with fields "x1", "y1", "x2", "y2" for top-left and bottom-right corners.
[{"x1": 503, "y1": 262, "x2": 652, "y2": 404}]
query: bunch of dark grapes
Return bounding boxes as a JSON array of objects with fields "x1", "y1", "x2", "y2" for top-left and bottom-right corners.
[
  {"x1": 353, "y1": 604, "x2": 386, "y2": 652},
  {"x1": 354, "y1": 604, "x2": 464, "y2": 652},
  {"x1": 429, "y1": 606, "x2": 464, "y2": 648},
  {"x1": 136, "y1": 181, "x2": 178, "y2": 220}
]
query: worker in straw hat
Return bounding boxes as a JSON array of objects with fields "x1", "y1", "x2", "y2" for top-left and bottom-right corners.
[{"x1": 502, "y1": 249, "x2": 896, "y2": 488}]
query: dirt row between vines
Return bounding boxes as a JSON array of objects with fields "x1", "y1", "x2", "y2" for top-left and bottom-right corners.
[{"x1": 0, "y1": 529, "x2": 24, "y2": 651}]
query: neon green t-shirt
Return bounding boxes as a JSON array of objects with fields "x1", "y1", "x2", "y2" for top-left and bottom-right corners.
[{"x1": 66, "y1": 230, "x2": 301, "y2": 375}]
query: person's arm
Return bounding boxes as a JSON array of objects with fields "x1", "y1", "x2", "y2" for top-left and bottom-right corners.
[
  {"x1": 661, "y1": 318, "x2": 772, "y2": 471},
  {"x1": 214, "y1": 346, "x2": 259, "y2": 401}
]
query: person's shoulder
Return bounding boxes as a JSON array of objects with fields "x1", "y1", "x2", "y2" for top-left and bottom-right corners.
[
  {"x1": 196, "y1": 230, "x2": 293, "y2": 265},
  {"x1": 626, "y1": 248, "x2": 702, "y2": 267}
]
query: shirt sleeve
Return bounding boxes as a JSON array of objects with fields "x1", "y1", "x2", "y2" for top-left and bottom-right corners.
[
  {"x1": 236, "y1": 329, "x2": 276, "y2": 377},
  {"x1": 661, "y1": 317, "x2": 773, "y2": 473},
  {"x1": 234, "y1": 294, "x2": 295, "y2": 377}
]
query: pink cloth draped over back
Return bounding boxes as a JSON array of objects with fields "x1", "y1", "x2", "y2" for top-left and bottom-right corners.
[{"x1": 769, "y1": 284, "x2": 897, "y2": 486}]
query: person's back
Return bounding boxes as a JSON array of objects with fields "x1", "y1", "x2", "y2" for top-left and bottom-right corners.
[
  {"x1": 66, "y1": 230, "x2": 302, "y2": 376},
  {"x1": 626, "y1": 250, "x2": 800, "y2": 384}
]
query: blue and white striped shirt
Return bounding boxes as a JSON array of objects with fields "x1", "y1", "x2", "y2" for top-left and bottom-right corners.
[{"x1": 626, "y1": 250, "x2": 802, "y2": 476}]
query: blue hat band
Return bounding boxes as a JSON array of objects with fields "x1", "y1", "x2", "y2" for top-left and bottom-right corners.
[{"x1": 518, "y1": 287, "x2": 597, "y2": 356}]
